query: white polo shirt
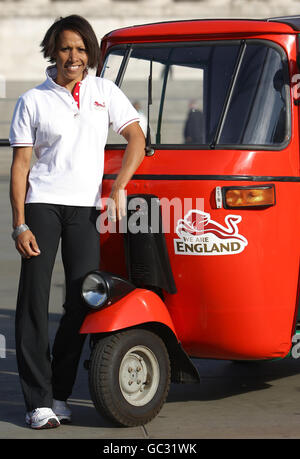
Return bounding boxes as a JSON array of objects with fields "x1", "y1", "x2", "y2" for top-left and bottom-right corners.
[{"x1": 9, "y1": 65, "x2": 140, "y2": 207}]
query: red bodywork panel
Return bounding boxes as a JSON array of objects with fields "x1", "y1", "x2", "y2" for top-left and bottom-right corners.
[
  {"x1": 86, "y1": 19, "x2": 300, "y2": 361},
  {"x1": 102, "y1": 19, "x2": 294, "y2": 45},
  {"x1": 80, "y1": 288, "x2": 177, "y2": 338}
]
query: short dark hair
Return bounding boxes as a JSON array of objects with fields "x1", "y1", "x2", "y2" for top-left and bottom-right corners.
[{"x1": 40, "y1": 15, "x2": 100, "y2": 69}]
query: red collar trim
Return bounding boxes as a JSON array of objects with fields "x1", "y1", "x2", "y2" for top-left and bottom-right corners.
[{"x1": 72, "y1": 81, "x2": 81, "y2": 109}]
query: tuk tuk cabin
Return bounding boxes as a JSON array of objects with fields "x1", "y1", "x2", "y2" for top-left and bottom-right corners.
[
  {"x1": 84, "y1": 17, "x2": 300, "y2": 361},
  {"x1": 79, "y1": 16, "x2": 300, "y2": 427}
]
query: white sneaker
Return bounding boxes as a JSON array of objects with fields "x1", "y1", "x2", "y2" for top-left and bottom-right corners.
[
  {"x1": 52, "y1": 399, "x2": 72, "y2": 424},
  {"x1": 25, "y1": 407, "x2": 60, "y2": 429}
]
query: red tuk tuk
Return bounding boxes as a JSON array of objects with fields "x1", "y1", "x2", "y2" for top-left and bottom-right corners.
[{"x1": 79, "y1": 16, "x2": 300, "y2": 427}]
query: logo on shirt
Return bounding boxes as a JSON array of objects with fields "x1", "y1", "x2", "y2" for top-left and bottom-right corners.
[{"x1": 93, "y1": 101, "x2": 106, "y2": 110}]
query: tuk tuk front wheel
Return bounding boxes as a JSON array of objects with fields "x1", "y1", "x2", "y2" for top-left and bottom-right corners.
[{"x1": 88, "y1": 329, "x2": 171, "y2": 427}]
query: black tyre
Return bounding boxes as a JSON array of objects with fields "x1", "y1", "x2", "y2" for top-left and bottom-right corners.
[{"x1": 88, "y1": 328, "x2": 171, "y2": 427}]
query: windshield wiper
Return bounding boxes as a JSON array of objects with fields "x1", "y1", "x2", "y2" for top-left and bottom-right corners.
[
  {"x1": 115, "y1": 46, "x2": 132, "y2": 87},
  {"x1": 210, "y1": 40, "x2": 247, "y2": 149},
  {"x1": 145, "y1": 58, "x2": 155, "y2": 156}
]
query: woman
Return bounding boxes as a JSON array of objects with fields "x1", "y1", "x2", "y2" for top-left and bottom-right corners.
[{"x1": 9, "y1": 15, "x2": 145, "y2": 429}]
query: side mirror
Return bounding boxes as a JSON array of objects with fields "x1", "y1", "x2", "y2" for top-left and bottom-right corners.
[{"x1": 273, "y1": 69, "x2": 284, "y2": 92}]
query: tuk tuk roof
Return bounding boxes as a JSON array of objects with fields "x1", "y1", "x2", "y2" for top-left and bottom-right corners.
[{"x1": 103, "y1": 17, "x2": 300, "y2": 44}]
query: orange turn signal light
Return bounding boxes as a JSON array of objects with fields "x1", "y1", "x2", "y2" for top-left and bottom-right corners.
[{"x1": 223, "y1": 185, "x2": 275, "y2": 209}]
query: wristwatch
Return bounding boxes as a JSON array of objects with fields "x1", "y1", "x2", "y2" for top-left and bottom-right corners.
[{"x1": 11, "y1": 224, "x2": 30, "y2": 240}]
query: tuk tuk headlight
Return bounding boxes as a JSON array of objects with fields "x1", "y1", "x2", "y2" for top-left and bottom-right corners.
[
  {"x1": 81, "y1": 272, "x2": 108, "y2": 309},
  {"x1": 81, "y1": 271, "x2": 135, "y2": 310}
]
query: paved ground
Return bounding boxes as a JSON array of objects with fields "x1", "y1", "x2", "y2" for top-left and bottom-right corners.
[{"x1": 1, "y1": 153, "x2": 300, "y2": 441}]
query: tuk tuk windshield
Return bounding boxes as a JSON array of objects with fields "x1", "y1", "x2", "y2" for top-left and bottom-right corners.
[{"x1": 102, "y1": 40, "x2": 290, "y2": 148}]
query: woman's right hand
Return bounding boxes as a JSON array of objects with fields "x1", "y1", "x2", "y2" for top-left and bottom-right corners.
[{"x1": 15, "y1": 229, "x2": 41, "y2": 259}]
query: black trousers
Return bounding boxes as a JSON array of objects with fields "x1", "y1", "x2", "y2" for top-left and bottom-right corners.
[{"x1": 15, "y1": 203, "x2": 100, "y2": 412}]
